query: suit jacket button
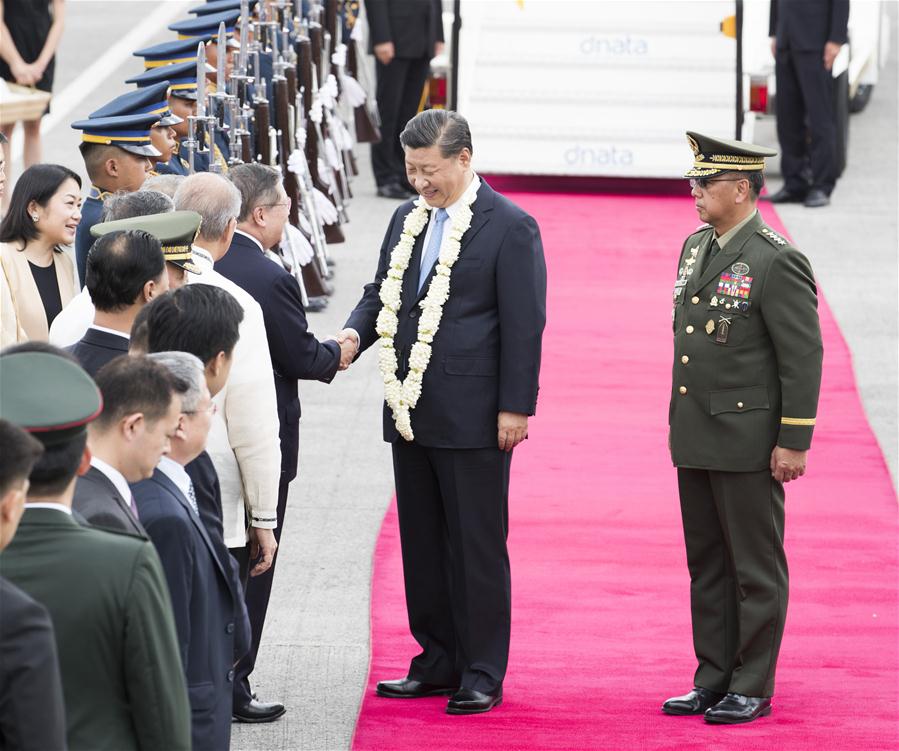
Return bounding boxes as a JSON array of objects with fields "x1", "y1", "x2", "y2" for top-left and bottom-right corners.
[
  {"x1": 737, "y1": 401, "x2": 744, "y2": 409},
  {"x1": 691, "y1": 296, "x2": 700, "y2": 304},
  {"x1": 681, "y1": 355, "x2": 689, "y2": 364},
  {"x1": 685, "y1": 325, "x2": 695, "y2": 334},
  {"x1": 227, "y1": 669, "x2": 235, "y2": 682},
  {"x1": 679, "y1": 386, "x2": 687, "y2": 395},
  {"x1": 409, "y1": 309, "x2": 418, "y2": 318},
  {"x1": 226, "y1": 622, "x2": 235, "y2": 634}
]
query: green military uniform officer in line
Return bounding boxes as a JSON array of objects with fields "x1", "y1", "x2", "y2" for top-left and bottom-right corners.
[
  {"x1": 0, "y1": 347, "x2": 192, "y2": 750},
  {"x1": 662, "y1": 132, "x2": 823, "y2": 724}
]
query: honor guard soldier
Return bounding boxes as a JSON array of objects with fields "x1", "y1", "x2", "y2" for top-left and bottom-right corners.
[
  {"x1": 663, "y1": 131, "x2": 823, "y2": 724},
  {"x1": 0, "y1": 347, "x2": 191, "y2": 751},
  {"x1": 128, "y1": 60, "x2": 215, "y2": 173},
  {"x1": 89, "y1": 82, "x2": 184, "y2": 178},
  {"x1": 70, "y1": 113, "x2": 160, "y2": 287},
  {"x1": 169, "y1": 9, "x2": 243, "y2": 171}
]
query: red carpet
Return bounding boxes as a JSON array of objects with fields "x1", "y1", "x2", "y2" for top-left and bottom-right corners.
[{"x1": 351, "y1": 193, "x2": 899, "y2": 750}]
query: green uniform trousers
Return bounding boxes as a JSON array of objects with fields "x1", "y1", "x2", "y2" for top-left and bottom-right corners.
[{"x1": 677, "y1": 467, "x2": 788, "y2": 698}]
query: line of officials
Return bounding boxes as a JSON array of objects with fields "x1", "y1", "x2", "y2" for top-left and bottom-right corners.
[{"x1": 0, "y1": 161, "x2": 354, "y2": 749}]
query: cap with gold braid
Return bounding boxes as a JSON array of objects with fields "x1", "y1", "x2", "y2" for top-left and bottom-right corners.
[
  {"x1": 134, "y1": 37, "x2": 216, "y2": 69},
  {"x1": 70, "y1": 113, "x2": 162, "y2": 158},
  {"x1": 89, "y1": 82, "x2": 182, "y2": 127},
  {"x1": 91, "y1": 211, "x2": 204, "y2": 275},
  {"x1": 0, "y1": 351, "x2": 103, "y2": 446},
  {"x1": 127, "y1": 60, "x2": 212, "y2": 101},
  {"x1": 170, "y1": 8, "x2": 241, "y2": 40},
  {"x1": 684, "y1": 131, "x2": 778, "y2": 178}
]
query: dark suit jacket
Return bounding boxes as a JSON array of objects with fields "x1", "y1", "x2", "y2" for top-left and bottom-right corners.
[
  {"x1": 365, "y1": 0, "x2": 443, "y2": 59},
  {"x1": 74, "y1": 195, "x2": 103, "y2": 288},
  {"x1": 185, "y1": 451, "x2": 251, "y2": 656},
  {"x1": 346, "y1": 180, "x2": 547, "y2": 448},
  {"x1": 0, "y1": 577, "x2": 67, "y2": 751},
  {"x1": 0, "y1": 509, "x2": 190, "y2": 751},
  {"x1": 73, "y1": 465, "x2": 146, "y2": 537},
  {"x1": 770, "y1": 0, "x2": 849, "y2": 50},
  {"x1": 215, "y1": 232, "x2": 340, "y2": 480},
  {"x1": 66, "y1": 327, "x2": 129, "y2": 378},
  {"x1": 132, "y1": 469, "x2": 246, "y2": 751}
]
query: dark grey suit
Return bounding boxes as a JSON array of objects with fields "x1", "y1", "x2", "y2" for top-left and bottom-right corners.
[
  {"x1": 66, "y1": 327, "x2": 129, "y2": 378},
  {"x1": 73, "y1": 465, "x2": 145, "y2": 537},
  {"x1": 0, "y1": 577, "x2": 67, "y2": 751}
]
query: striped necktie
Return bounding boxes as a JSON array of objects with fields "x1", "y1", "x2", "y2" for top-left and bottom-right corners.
[{"x1": 186, "y1": 481, "x2": 199, "y2": 516}]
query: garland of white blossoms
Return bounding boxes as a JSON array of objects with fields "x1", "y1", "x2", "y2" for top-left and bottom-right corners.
[{"x1": 376, "y1": 194, "x2": 476, "y2": 440}]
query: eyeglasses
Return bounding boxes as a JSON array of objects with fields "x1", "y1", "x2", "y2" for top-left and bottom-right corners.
[
  {"x1": 689, "y1": 177, "x2": 745, "y2": 190},
  {"x1": 184, "y1": 402, "x2": 217, "y2": 417},
  {"x1": 259, "y1": 197, "x2": 292, "y2": 210}
]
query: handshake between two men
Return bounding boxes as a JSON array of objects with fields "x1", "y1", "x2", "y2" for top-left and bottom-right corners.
[{"x1": 325, "y1": 329, "x2": 530, "y2": 453}]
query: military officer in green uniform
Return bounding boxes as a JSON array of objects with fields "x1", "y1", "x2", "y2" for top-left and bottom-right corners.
[
  {"x1": 0, "y1": 346, "x2": 191, "y2": 750},
  {"x1": 662, "y1": 132, "x2": 823, "y2": 724}
]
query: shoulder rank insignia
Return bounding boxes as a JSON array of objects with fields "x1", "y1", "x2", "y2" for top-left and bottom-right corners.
[{"x1": 760, "y1": 227, "x2": 787, "y2": 246}]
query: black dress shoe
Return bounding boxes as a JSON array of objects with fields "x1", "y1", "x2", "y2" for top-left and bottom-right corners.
[
  {"x1": 661, "y1": 687, "x2": 726, "y2": 715},
  {"x1": 803, "y1": 188, "x2": 830, "y2": 207},
  {"x1": 232, "y1": 698, "x2": 286, "y2": 723},
  {"x1": 766, "y1": 187, "x2": 807, "y2": 203},
  {"x1": 376, "y1": 183, "x2": 412, "y2": 200},
  {"x1": 376, "y1": 677, "x2": 456, "y2": 698},
  {"x1": 704, "y1": 693, "x2": 772, "y2": 724},
  {"x1": 446, "y1": 687, "x2": 502, "y2": 715}
]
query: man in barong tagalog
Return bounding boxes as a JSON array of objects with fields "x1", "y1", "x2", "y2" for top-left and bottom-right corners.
[{"x1": 337, "y1": 109, "x2": 547, "y2": 715}]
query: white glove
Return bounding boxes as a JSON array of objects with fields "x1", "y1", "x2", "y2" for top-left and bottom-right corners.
[
  {"x1": 309, "y1": 96, "x2": 323, "y2": 124},
  {"x1": 282, "y1": 222, "x2": 315, "y2": 266},
  {"x1": 331, "y1": 44, "x2": 347, "y2": 68},
  {"x1": 338, "y1": 72, "x2": 367, "y2": 107},
  {"x1": 313, "y1": 188, "x2": 339, "y2": 225},
  {"x1": 287, "y1": 148, "x2": 308, "y2": 176}
]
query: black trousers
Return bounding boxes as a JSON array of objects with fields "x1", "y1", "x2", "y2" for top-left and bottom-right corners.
[
  {"x1": 774, "y1": 47, "x2": 838, "y2": 195},
  {"x1": 393, "y1": 441, "x2": 513, "y2": 693},
  {"x1": 677, "y1": 468, "x2": 788, "y2": 698},
  {"x1": 371, "y1": 56, "x2": 430, "y2": 187},
  {"x1": 230, "y1": 471, "x2": 291, "y2": 708}
]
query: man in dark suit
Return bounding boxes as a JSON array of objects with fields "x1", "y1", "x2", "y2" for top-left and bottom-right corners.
[
  {"x1": 338, "y1": 110, "x2": 547, "y2": 714},
  {"x1": 0, "y1": 347, "x2": 191, "y2": 751},
  {"x1": 133, "y1": 351, "x2": 249, "y2": 751},
  {"x1": 662, "y1": 132, "x2": 823, "y2": 724},
  {"x1": 216, "y1": 163, "x2": 351, "y2": 721},
  {"x1": 768, "y1": 0, "x2": 849, "y2": 207},
  {"x1": 67, "y1": 227, "x2": 169, "y2": 377},
  {"x1": 365, "y1": 0, "x2": 444, "y2": 198},
  {"x1": 0, "y1": 419, "x2": 66, "y2": 751},
  {"x1": 73, "y1": 355, "x2": 188, "y2": 535}
]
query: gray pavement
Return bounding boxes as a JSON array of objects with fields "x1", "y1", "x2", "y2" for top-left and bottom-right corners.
[{"x1": 7, "y1": 3, "x2": 897, "y2": 750}]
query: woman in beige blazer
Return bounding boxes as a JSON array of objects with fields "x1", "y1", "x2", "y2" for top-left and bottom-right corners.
[{"x1": 1, "y1": 164, "x2": 80, "y2": 347}]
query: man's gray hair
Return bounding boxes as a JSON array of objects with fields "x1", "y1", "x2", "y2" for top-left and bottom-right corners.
[
  {"x1": 399, "y1": 109, "x2": 473, "y2": 158},
  {"x1": 147, "y1": 351, "x2": 206, "y2": 413},
  {"x1": 142, "y1": 174, "x2": 185, "y2": 199},
  {"x1": 102, "y1": 190, "x2": 174, "y2": 222},
  {"x1": 228, "y1": 163, "x2": 282, "y2": 222},
  {"x1": 173, "y1": 173, "x2": 242, "y2": 240}
]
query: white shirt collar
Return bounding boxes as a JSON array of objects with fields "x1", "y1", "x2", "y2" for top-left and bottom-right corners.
[
  {"x1": 24, "y1": 503, "x2": 73, "y2": 516},
  {"x1": 90, "y1": 456, "x2": 132, "y2": 506},
  {"x1": 428, "y1": 173, "x2": 481, "y2": 222},
  {"x1": 234, "y1": 229, "x2": 265, "y2": 254},
  {"x1": 191, "y1": 244, "x2": 214, "y2": 271},
  {"x1": 157, "y1": 456, "x2": 193, "y2": 502},
  {"x1": 89, "y1": 324, "x2": 130, "y2": 340}
]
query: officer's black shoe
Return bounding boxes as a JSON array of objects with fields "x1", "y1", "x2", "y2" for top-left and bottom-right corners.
[
  {"x1": 661, "y1": 687, "x2": 726, "y2": 715},
  {"x1": 766, "y1": 187, "x2": 806, "y2": 203},
  {"x1": 304, "y1": 295, "x2": 328, "y2": 313},
  {"x1": 376, "y1": 182, "x2": 412, "y2": 200},
  {"x1": 704, "y1": 693, "x2": 772, "y2": 724},
  {"x1": 803, "y1": 189, "x2": 830, "y2": 208},
  {"x1": 446, "y1": 687, "x2": 503, "y2": 715},
  {"x1": 376, "y1": 677, "x2": 456, "y2": 698},
  {"x1": 232, "y1": 698, "x2": 286, "y2": 723}
]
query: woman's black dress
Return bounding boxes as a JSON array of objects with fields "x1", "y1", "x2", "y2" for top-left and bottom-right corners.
[{"x1": 0, "y1": 0, "x2": 54, "y2": 99}]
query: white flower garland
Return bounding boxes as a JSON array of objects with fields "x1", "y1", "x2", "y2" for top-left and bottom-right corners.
[{"x1": 376, "y1": 194, "x2": 476, "y2": 440}]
